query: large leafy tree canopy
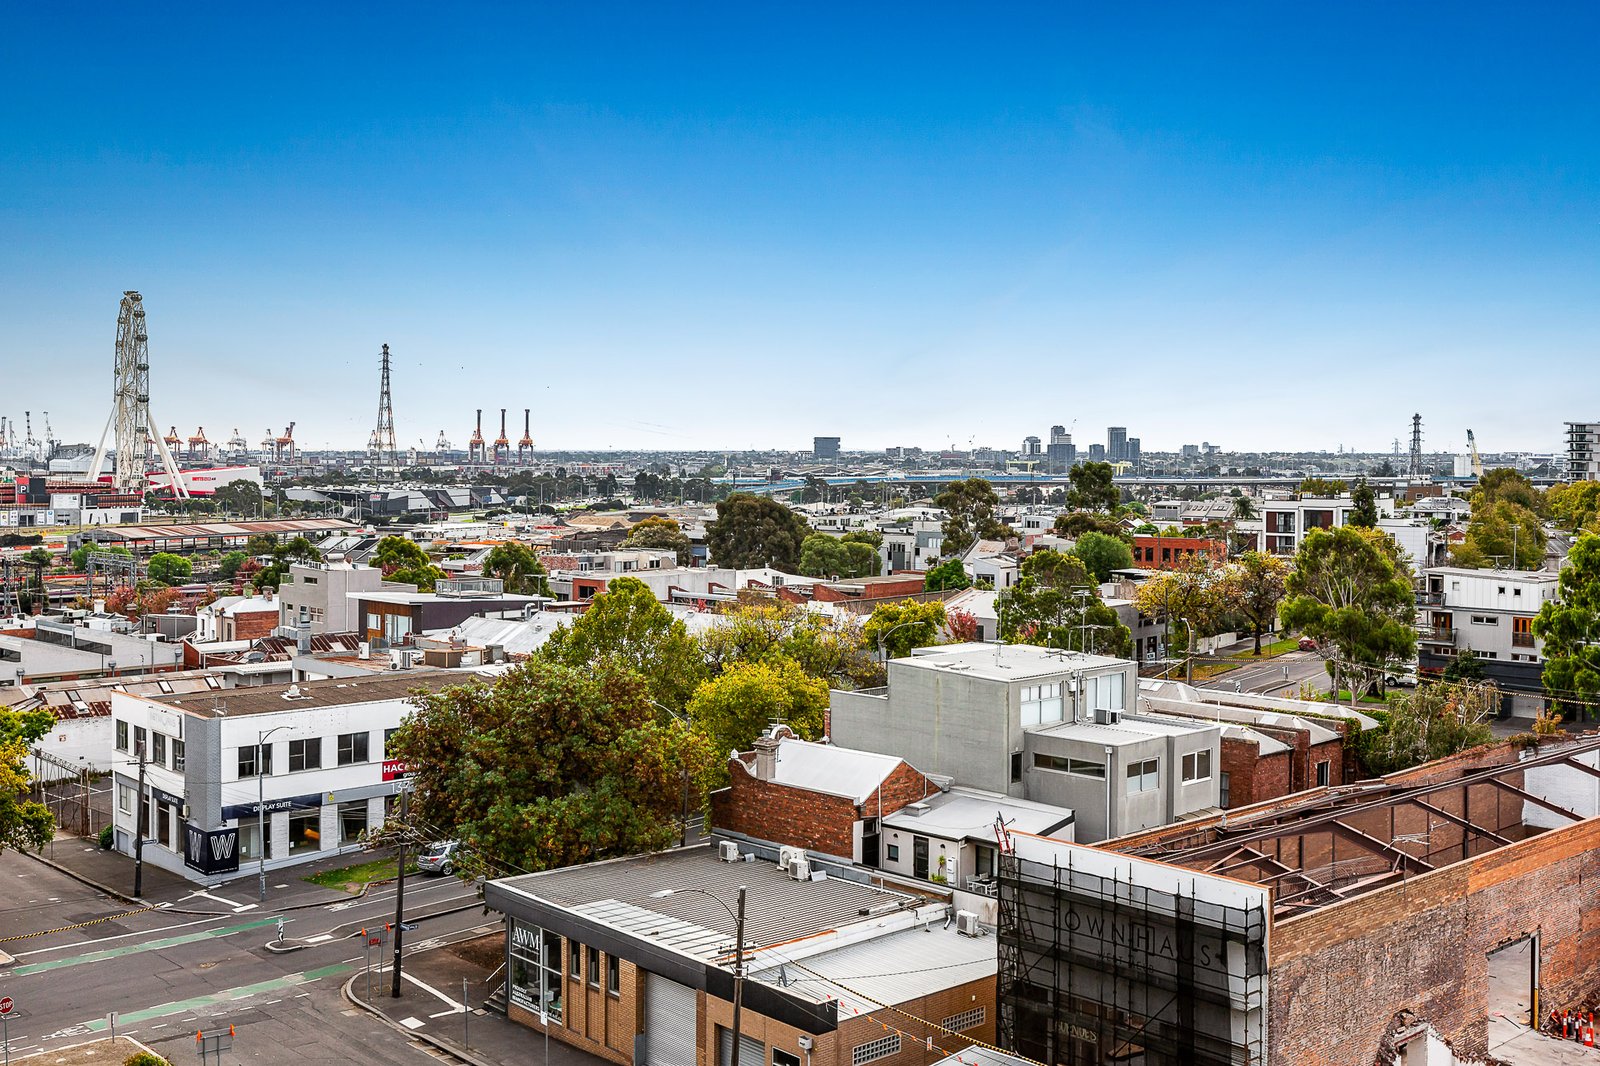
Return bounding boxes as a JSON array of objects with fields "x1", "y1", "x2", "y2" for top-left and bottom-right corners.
[
  {"x1": 1000, "y1": 549, "x2": 1132, "y2": 657},
  {"x1": 621, "y1": 517, "x2": 694, "y2": 566},
  {"x1": 706, "y1": 494, "x2": 811, "y2": 570},
  {"x1": 1132, "y1": 552, "x2": 1237, "y2": 639},
  {"x1": 687, "y1": 659, "x2": 829, "y2": 781},
  {"x1": 1349, "y1": 479, "x2": 1379, "y2": 528},
  {"x1": 1353, "y1": 681, "x2": 1497, "y2": 776},
  {"x1": 1533, "y1": 532, "x2": 1600, "y2": 719},
  {"x1": 1452, "y1": 500, "x2": 1547, "y2": 570},
  {"x1": 697, "y1": 598, "x2": 878, "y2": 689},
  {"x1": 798, "y1": 534, "x2": 878, "y2": 579},
  {"x1": 1073, "y1": 531, "x2": 1133, "y2": 583},
  {"x1": 862, "y1": 599, "x2": 948, "y2": 660},
  {"x1": 1471, "y1": 469, "x2": 1545, "y2": 516},
  {"x1": 1546, "y1": 481, "x2": 1600, "y2": 534},
  {"x1": 0, "y1": 708, "x2": 55, "y2": 856},
  {"x1": 1280, "y1": 526, "x2": 1416, "y2": 702},
  {"x1": 933, "y1": 478, "x2": 1011, "y2": 558},
  {"x1": 1053, "y1": 511, "x2": 1124, "y2": 539},
  {"x1": 371, "y1": 535, "x2": 444, "y2": 591},
  {"x1": 1233, "y1": 551, "x2": 1290, "y2": 655},
  {"x1": 1066, "y1": 462, "x2": 1121, "y2": 513},
  {"x1": 539, "y1": 576, "x2": 705, "y2": 711},
  {"x1": 923, "y1": 557, "x2": 971, "y2": 592},
  {"x1": 387, "y1": 662, "x2": 711, "y2": 873},
  {"x1": 481, "y1": 542, "x2": 551, "y2": 595},
  {"x1": 146, "y1": 552, "x2": 193, "y2": 586}
]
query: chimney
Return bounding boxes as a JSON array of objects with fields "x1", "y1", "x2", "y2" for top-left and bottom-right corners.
[{"x1": 753, "y1": 730, "x2": 781, "y2": 782}]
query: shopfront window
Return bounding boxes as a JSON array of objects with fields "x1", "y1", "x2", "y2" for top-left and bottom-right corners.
[
  {"x1": 238, "y1": 819, "x2": 271, "y2": 861},
  {"x1": 339, "y1": 800, "x2": 369, "y2": 845},
  {"x1": 288, "y1": 810, "x2": 322, "y2": 854},
  {"x1": 509, "y1": 920, "x2": 564, "y2": 1023}
]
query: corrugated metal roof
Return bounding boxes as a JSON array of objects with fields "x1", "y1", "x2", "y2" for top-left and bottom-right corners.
[
  {"x1": 749, "y1": 921, "x2": 995, "y2": 1015},
  {"x1": 759, "y1": 739, "x2": 905, "y2": 804},
  {"x1": 495, "y1": 847, "x2": 920, "y2": 960}
]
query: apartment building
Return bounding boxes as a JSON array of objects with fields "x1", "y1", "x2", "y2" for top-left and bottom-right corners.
[
  {"x1": 828, "y1": 643, "x2": 1221, "y2": 841},
  {"x1": 1417, "y1": 565, "x2": 1559, "y2": 714},
  {"x1": 1258, "y1": 493, "x2": 1396, "y2": 557},
  {"x1": 108, "y1": 672, "x2": 459, "y2": 883},
  {"x1": 1567, "y1": 421, "x2": 1600, "y2": 481},
  {"x1": 278, "y1": 559, "x2": 414, "y2": 635}
]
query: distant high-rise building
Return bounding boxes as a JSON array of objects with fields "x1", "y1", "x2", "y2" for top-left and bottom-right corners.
[
  {"x1": 1046, "y1": 425, "x2": 1075, "y2": 473},
  {"x1": 1126, "y1": 437, "x2": 1141, "y2": 466},
  {"x1": 1568, "y1": 422, "x2": 1600, "y2": 481},
  {"x1": 813, "y1": 436, "x2": 841, "y2": 461},
  {"x1": 1181, "y1": 444, "x2": 1200, "y2": 459},
  {"x1": 1108, "y1": 426, "x2": 1128, "y2": 461},
  {"x1": 1087, "y1": 443, "x2": 1106, "y2": 462},
  {"x1": 1023, "y1": 435, "x2": 1042, "y2": 458}
]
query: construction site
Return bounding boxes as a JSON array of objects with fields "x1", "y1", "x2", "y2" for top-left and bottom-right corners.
[{"x1": 994, "y1": 734, "x2": 1600, "y2": 1065}]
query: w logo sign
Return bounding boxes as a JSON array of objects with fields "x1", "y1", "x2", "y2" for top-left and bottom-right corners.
[{"x1": 183, "y1": 824, "x2": 241, "y2": 875}]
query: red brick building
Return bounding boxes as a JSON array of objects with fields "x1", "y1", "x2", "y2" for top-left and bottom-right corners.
[
  {"x1": 710, "y1": 728, "x2": 941, "y2": 862},
  {"x1": 1130, "y1": 533, "x2": 1227, "y2": 569}
]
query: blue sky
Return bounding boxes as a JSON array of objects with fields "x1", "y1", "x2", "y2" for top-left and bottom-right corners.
[{"x1": 4, "y1": 4, "x2": 1598, "y2": 454}]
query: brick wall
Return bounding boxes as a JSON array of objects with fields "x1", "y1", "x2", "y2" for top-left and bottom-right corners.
[
  {"x1": 223, "y1": 608, "x2": 278, "y2": 643},
  {"x1": 1267, "y1": 816, "x2": 1600, "y2": 1065},
  {"x1": 710, "y1": 749, "x2": 942, "y2": 858},
  {"x1": 508, "y1": 938, "x2": 642, "y2": 1066},
  {"x1": 1219, "y1": 735, "x2": 1289, "y2": 810}
]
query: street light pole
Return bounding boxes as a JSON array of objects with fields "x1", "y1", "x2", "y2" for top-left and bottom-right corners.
[{"x1": 257, "y1": 724, "x2": 288, "y2": 902}]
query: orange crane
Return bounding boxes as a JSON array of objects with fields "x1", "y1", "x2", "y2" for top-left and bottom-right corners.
[
  {"x1": 517, "y1": 408, "x2": 534, "y2": 463},
  {"x1": 187, "y1": 426, "x2": 210, "y2": 460},
  {"x1": 274, "y1": 422, "x2": 297, "y2": 462},
  {"x1": 492, "y1": 408, "x2": 510, "y2": 464},
  {"x1": 468, "y1": 410, "x2": 486, "y2": 464}
]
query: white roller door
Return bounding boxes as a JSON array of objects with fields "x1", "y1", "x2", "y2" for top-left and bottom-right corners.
[
  {"x1": 645, "y1": 973, "x2": 698, "y2": 1066},
  {"x1": 717, "y1": 1024, "x2": 766, "y2": 1066}
]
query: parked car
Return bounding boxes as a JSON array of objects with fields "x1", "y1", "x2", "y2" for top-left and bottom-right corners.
[
  {"x1": 1385, "y1": 672, "x2": 1418, "y2": 688},
  {"x1": 416, "y1": 840, "x2": 460, "y2": 876},
  {"x1": 1298, "y1": 636, "x2": 1318, "y2": 651}
]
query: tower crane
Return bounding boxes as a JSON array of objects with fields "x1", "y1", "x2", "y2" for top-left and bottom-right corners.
[{"x1": 1467, "y1": 429, "x2": 1484, "y2": 478}]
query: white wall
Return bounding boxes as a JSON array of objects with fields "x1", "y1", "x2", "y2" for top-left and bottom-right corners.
[{"x1": 31, "y1": 716, "x2": 115, "y2": 776}]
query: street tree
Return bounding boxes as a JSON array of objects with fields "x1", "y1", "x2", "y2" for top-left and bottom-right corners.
[
  {"x1": 705, "y1": 494, "x2": 811, "y2": 570},
  {"x1": 482, "y1": 542, "x2": 551, "y2": 595},
  {"x1": 1074, "y1": 531, "x2": 1134, "y2": 582},
  {"x1": 1000, "y1": 550, "x2": 1133, "y2": 658},
  {"x1": 218, "y1": 551, "x2": 249, "y2": 578},
  {"x1": 1053, "y1": 511, "x2": 1125, "y2": 539},
  {"x1": 1349, "y1": 480, "x2": 1378, "y2": 528},
  {"x1": 1280, "y1": 526, "x2": 1417, "y2": 705},
  {"x1": 621, "y1": 517, "x2": 694, "y2": 566},
  {"x1": 798, "y1": 534, "x2": 878, "y2": 579},
  {"x1": 1232, "y1": 551, "x2": 1290, "y2": 656},
  {"x1": 697, "y1": 598, "x2": 878, "y2": 689},
  {"x1": 687, "y1": 658, "x2": 829, "y2": 782},
  {"x1": 70, "y1": 542, "x2": 131, "y2": 571},
  {"x1": 923, "y1": 557, "x2": 971, "y2": 592},
  {"x1": 1472, "y1": 469, "x2": 1545, "y2": 516},
  {"x1": 1066, "y1": 462, "x2": 1121, "y2": 512},
  {"x1": 933, "y1": 478, "x2": 1011, "y2": 557},
  {"x1": 1132, "y1": 552, "x2": 1236, "y2": 647},
  {"x1": 1533, "y1": 533, "x2": 1600, "y2": 720},
  {"x1": 863, "y1": 599, "x2": 948, "y2": 659},
  {"x1": 147, "y1": 552, "x2": 193, "y2": 586},
  {"x1": 386, "y1": 661, "x2": 712, "y2": 873},
  {"x1": 0, "y1": 707, "x2": 53, "y2": 856},
  {"x1": 538, "y1": 576, "x2": 706, "y2": 711},
  {"x1": 1454, "y1": 501, "x2": 1547, "y2": 570}
]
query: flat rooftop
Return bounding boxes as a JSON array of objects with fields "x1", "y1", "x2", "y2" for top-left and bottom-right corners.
[
  {"x1": 1031, "y1": 712, "x2": 1217, "y2": 745},
  {"x1": 490, "y1": 845, "x2": 923, "y2": 963},
  {"x1": 883, "y1": 787, "x2": 1074, "y2": 841},
  {"x1": 896, "y1": 642, "x2": 1129, "y2": 683},
  {"x1": 748, "y1": 919, "x2": 995, "y2": 1014},
  {"x1": 139, "y1": 671, "x2": 470, "y2": 718}
]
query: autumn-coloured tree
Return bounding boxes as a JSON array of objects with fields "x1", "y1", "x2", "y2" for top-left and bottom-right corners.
[
  {"x1": 1233, "y1": 552, "x2": 1290, "y2": 656},
  {"x1": 687, "y1": 658, "x2": 829, "y2": 784},
  {"x1": 387, "y1": 660, "x2": 712, "y2": 873},
  {"x1": 945, "y1": 608, "x2": 980, "y2": 644}
]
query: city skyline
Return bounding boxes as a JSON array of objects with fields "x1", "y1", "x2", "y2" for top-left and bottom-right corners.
[{"x1": 5, "y1": 5, "x2": 1600, "y2": 453}]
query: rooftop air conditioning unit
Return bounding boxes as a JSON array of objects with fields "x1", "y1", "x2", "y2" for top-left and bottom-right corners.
[
  {"x1": 358, "y1": 642, "x2": 370, "y2": 660},
  {"x1": 789, "y1": 857, "x2": 811, "y2": 881},
  {"x1": 777, "y1": 845, "x2": 806, "y2": 871},
  {"x1": 904, "y1": 802, "x2": 930, "y2": 817},
  {"x1": 718, "y1": 840, "x2": 742, "y2": 863},
  {"x1": 1093, "y1": 707, "x2": 1121, "y2": 726},
  {"x1": 955, "y1": 911, "x2": 982, "y2": 938}
]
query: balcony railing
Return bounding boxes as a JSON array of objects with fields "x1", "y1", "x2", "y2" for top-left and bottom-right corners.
[
  {"x1": 1417, "y1": 591, "x2": 1444, "y2": 607},
  {"x1": 962, "y1": 876, "x2": 999, "y2": 897},
  {"x1": 1417, "y1": 626, "x2": 1456, "y2": 645},
  {"x1": 1513, "y1": 632, "x2": 1536, "y2": 648}
]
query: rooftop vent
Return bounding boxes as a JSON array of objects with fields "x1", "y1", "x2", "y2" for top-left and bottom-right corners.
[{"x1": 281, "y1": 684, "x2": 311, "y2": 701}]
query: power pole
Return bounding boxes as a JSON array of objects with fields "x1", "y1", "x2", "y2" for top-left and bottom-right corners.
[
  {"x1": 133, "y1": 741, "x2": 147, "y2": 898},
  {"x1": 730, "y1": 886, "x2": 747, "y2": 1066},
  {"x1": 390, "y1": 788, "x2": 408, "y2": 998},
  {"x1": 373, "y1": 344, "x2": 398, "y2": 471}
]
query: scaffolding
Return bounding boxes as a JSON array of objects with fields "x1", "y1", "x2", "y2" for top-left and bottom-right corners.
[{"x1": 998, "y1": 848, "x2": 1268, "y2": 1066}]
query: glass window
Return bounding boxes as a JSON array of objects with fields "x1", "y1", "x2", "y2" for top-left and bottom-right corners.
[
  {"x1": 172, "y1": 739, "x2": 185, "y2": 772},
  {"x1": 115, "y1": 720, "x2": 129, "y2": 752},
  {"x1": 151, "y1": 733, "x2": 167, "y2": 767},
  {"x1": 238, "y1": 818, "x2": 271, "y2": 861},
  {"x1": 1316, "y1": 761, "x2": 1331, "y2": 787},
  {"x1": 238, "y1": 744, "x2": 273, "y2": 778},
  {"x1": 289, "y1": 738, "x2": 322, "y2": 772},
  {"x1": 509, "y1": 921, "x2": 564, "y2": 1023},
  {"x1": 569, "y1": 941, "x2": 582, "y2": 978},
  {"x1": 339, "y1": 800, "x2": 368, "y2": 844},
  {"x1": 1220, "y1": 772, "x2": 1231, "y2": 809},
  {"x1": 586, "y1": 946, "x2": 600, "y2": 987},
  {"x1": 117, "y1": 782, "x2": 135, "y2": 815},
  {"x1": 1126, "y1": 759, "x2": 1159, "y2": 795},
  {"x1": 384, "y1": 728, "x2": 399, "y2": 757},
  {"x1": 337, "y1": 732, "x2": 369, "y2": 766},
  {"x1": 1181, "y1": 750, "x2": 1212, "y2": 783},
  {"x1": 1010, "y1": 750, "x2": 1023, "y2": 782},
  {"x1": 606, "y1": 953, "x2": 620, "y2": 995},
  {"x1": 133, "y1": 726, "x2": 148, "y2": 756},
  {"x1": 288, "y1": 810, "x2": 322, "y2": 854},
  {"x1": 886, "y1": 843, "x2": 900, "y2": 862},
  {"x1": 1033, "y1": 754, "x2": 1106, "y2": 778},
  {"x1": 774, "y1": 1051, "x2": 801, "y2": 1066},
  {"x1": 1020, "y1": 683, "x2": 1063, "y2": 726}
]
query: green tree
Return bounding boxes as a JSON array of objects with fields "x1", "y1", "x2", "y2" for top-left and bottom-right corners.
[
  {"x1": 1234, "y1": 551, "x2": 1290, "y2": 656},
  {"x1": 1472, "y1": 469, "x2": 1545, "y2": 516},
  {"x1": 862, "y1": 599, "x2": 948, "y2": 659},
  {"x1": 1066, "y1": 462, "x2": 1121, "y2": 512},
  {"x1": 697, "y1": 599, "x2": 878, "y2": 689},
  {"x1": 1053, "y1": 511, "x2": 1125, "y2": 539},
  {"x1": 1352, "y1": 680, "x2": 1497, "y2": 776},
  {"x1": 0, "y1": 707, "x2": 54, "y2": 856},
  {"x1": 1297, "y1": 477, "x2": 1348, "y2": 496},
  {"x1": 369, "y1": 535, "x2": 444, "y2": 590},
  {"x1": 482, "y1": 542, "x2": 551, "y2": 595},
  {"x1": 999, "y1": 550, "x2": 1131, "y2": 657},
  {"x1": 840, "y1": 530, "x2": 883, "y2": 550},
  {"x1": 1231, "y1": 495, "x2": 1259, "y2": 521},
  {"x1": 212, "y1": 479, "x2": 263, "y2": 516},
  {"x1": 386, "y1": 661, "x2": 712, "y2": 873},
  {"x1": 146, "y1": 552, "x2": 193, "y2": 586},
  {"x1": 687, "y1": 658, "x2": 829, "y2": 782},
  {"x1": 217, "y1": 551, "x2": 249, "y2": 579},
  {"x1": 1349, "y1": 479, "x2": 1378, "y2": 528},
  {"x1": 923, "y1": 557, "x2": 971, "y2": 592},
  {"x1": 1073, "y1": 531, "x2": 1134, "y2": 583},
  {"x1": 1280, "y1": 526, "x2": 1417, "y2": 705},
  {"x1": 621, "y1": 517, "x2": 694, "y2": 566},
  {"x1": 705, "y1": 494, "x2": 811, "y2": 570},
  {"x1": 1533, "y1": 533, "x2": 1600, "y2": 720},
  {"x1": 538, "y1": 576, "x2": 705, "y2": 711},
  {"x1": 1456, "y1": 501, "x2": 1546, "y2": 570},
  {"x1": 1546, "y1": 481, "x2": 1600, "y2": 534},
  {"x1": 798, "y1": 534, "x2": 878, "y2": 579},
  {"x1": 1442, "y1": 649, "x2": 1486, "y2": 683},
  {"x1": 70, "y1": 543, "x2": 132, "y2": 571},
  {"x1": 933, "y1": 478, "x2": 1011, "y2": 557}
]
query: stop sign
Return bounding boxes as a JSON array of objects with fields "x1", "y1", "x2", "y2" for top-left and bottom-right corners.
[{"x1": 0, "y1": 996, "x2": 14, "y2": 1015}]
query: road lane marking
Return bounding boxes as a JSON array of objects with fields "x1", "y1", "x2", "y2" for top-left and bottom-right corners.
[
  {"x1": 78, "y1": 963, "x2": 353, "y2": 1031},
  {"x1": 10, "y1": 916, "x2": 282, "y2": 975},
  {"x1": 14, "y1": 913, "x2": 230, "y2": 957}
]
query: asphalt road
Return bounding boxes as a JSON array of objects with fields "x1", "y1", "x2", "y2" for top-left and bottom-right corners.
[
  {"x1": 1194, "y1": 649, "x2": 1331, "y2": 697},
  {"x1": 0, "y1": 852, "x2": 492, "y2": 1063}
]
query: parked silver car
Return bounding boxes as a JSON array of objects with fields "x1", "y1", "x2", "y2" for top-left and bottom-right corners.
[{"x1": 416, "y1": 840, "x2": 460, "y2": 876}]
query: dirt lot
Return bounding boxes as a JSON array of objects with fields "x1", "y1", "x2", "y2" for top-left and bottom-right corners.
[{"x1": 446, "y1": 931, "x2": 502, "y2": 970}]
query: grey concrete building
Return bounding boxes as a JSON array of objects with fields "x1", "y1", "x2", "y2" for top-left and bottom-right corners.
[
  {"x1": 1418, "y1": 565, "x2": 1559, "y2": 715},
  {"x1": 277, "y1": 560, "x2": 415, "y2": 635},
  {"x1": 829, "y1": 643, "x2": 1221, "y2": 842}
]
